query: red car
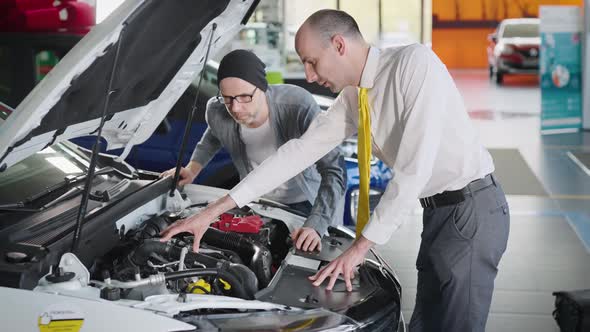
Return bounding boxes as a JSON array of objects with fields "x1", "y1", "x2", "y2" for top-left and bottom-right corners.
[{"x1": 487, "y1": 18, "x2": 540, "y2": 84}]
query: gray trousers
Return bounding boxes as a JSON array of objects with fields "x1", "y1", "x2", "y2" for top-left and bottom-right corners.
[{"x1": 409, "y1": 177, "x2": 510, "y2": 332}]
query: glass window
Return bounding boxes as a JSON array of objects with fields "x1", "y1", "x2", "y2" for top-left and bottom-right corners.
[
  {"x1": 0, "y1": 144, "x2": 88, "y2": 205},
  {"x1": 502, "y1": 23, "x2": 539, "y2": 38}
]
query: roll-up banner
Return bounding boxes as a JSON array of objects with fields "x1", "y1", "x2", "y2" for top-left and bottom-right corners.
[{"x1": 540, "y1": 6, "x2": 582, "y2": 134}]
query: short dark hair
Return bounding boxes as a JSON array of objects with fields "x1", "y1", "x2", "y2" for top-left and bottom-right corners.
[{"x1": 305, "y1": 9, "x2": 363, "y2": 46}]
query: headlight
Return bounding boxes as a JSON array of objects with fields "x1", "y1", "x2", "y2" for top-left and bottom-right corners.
[
  {"x1": 349, "y1": 188, "x2": 382, "y2": 225},
  {"x1": 500, "y1": 44, "x2": 515, "y2": 55}
]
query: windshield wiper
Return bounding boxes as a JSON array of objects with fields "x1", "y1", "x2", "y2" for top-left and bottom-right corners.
[
  {"x1": 42, "y1": 186, "x2": 84, "y2": 209},
  {"x1": 0, "y1": 167, "x2": 115, "y2": 212},
  {"x1": 0, "y1": 202, "x2": 40, "y2": 212}
]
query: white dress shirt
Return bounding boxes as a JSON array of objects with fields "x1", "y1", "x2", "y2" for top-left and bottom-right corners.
[{"x1": 229, "y1": 44, "x2": 494, "y2": 245}]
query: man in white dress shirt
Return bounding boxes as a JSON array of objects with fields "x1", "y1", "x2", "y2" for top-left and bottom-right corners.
[{"x1": 161, "y1": 9, "x2": 510, "y2": 332}]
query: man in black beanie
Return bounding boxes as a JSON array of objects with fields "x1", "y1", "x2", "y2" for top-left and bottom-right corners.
[{"x1": 162, "y1": 50, "x2": 346, "y2": 252}]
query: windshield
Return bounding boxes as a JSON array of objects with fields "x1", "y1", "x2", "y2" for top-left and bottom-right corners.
[
  {"x1": 0, "y1": 143, "x2": 88, "y2": 205},
  {"x1": 501, "y1": 23, "x2": 539, "y2": 38}
]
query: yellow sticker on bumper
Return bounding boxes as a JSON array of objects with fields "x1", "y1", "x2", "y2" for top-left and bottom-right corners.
[{"x1": 38, "y1": 304, "x2": 84, "y2": 332}]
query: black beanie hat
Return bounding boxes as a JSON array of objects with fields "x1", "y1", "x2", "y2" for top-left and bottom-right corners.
[{"x1": 217, "y1": 50, "x2": 268, "y2": 92}]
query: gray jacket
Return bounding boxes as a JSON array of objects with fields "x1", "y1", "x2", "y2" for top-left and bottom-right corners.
[{"x1": 191, "y1": 84, "x2": 346, "y2": 235}]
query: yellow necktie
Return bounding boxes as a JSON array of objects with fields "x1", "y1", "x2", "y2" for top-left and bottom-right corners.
[{"x1": 357, "y1": 87, "x2": 371, "y2": 238}]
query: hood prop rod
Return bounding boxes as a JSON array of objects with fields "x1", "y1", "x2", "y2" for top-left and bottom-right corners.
[
  {"x1": 71, "y1": 24, "x2": 127, "y2": 253},
  {"x1": 169, "y1": 23, "x2": 217, "y2": 197}
]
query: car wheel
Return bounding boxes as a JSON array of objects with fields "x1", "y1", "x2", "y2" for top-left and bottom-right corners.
[
  {"x1": 495, "y1": 71, "x2": 504, "y2": 85},
  {"x1": 489, "y1": 66, "x2": 494, "y2": 79}
]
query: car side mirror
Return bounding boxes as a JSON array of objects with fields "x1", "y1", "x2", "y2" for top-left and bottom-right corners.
[
  {"x1": 155, "y1": 117, "x2": 171, "y2": 135},
  {"x1": 488, "y1": 33, "x2": 497, "y2": 43}
]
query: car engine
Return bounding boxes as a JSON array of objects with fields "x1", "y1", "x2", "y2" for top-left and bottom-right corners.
[
  {"x1": 79, "y1": 206, "x2": 293, "y2": 303},
  {"x1": 0, "y1": 178, "x2": 402, "y2": 330}
]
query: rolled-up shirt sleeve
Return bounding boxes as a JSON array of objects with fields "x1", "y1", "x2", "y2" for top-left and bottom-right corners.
[
  {"x1": 229, "y1": 88, "x2": 357, "y2": 208},
  {"x1": 362, "y1": 46, "x2": 450, "y2": 245}
]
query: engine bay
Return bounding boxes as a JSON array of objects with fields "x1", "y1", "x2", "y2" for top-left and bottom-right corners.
[
  {"x1": 0, "y1": 177, "x2": 400, "y2": 330},
  {"x1": 90, "y1": 207, "x2": 291, "y2": 302}
]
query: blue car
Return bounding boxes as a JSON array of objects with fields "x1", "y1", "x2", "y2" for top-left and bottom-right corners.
[
  {"x1": 339, "y1": 139, "x2": 394, "y2": 227},
  {"x1": 1, "y1": 32, "x2": 393, "y2": 227}
]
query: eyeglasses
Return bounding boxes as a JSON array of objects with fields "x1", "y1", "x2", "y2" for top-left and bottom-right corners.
[{"x1": 216, "y1": 87, "x2": 258, "y2": 105}]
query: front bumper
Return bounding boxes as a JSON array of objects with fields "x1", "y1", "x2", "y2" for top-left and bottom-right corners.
[{"x1": 497, "y1": 59, "x2": 539, "y2": 74}]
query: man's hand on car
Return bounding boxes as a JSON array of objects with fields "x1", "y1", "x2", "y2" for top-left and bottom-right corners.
[
  {"x1": 159, "y1": 214, "x2": 210, "y2": 252},
  {"x1": 292, "y1": 227, "x2": 322, "y2": 252},
  {"x1": 309, "y1": 235, "x2": 374, "y2": 291},
  {"x1": 160, "y1": 161, "x2": 202, "y2": 186},
  {"x1": 159, "y1": 195, "x2": 237, "y2": 252}
]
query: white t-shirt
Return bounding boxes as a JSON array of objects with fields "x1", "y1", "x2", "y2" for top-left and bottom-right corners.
[{"x1": 240, "y1": 118, "x2": 307, "y2": 204}]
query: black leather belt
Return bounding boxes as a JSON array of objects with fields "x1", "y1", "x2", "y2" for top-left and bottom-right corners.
[{"x1": 419, "y1": 174, "x2": 496, "y2": 209}]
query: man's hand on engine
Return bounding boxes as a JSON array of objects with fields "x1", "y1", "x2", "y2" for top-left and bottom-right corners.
[
  {"x1": 159, "y1": 214, "x2": 211, "y2": 252},
  {"x1": 291, "y1": 227, "x2": 322, "y2": 252},
  {"x1": 159, "y1": 195, "x2": 237, "y2": 252}
]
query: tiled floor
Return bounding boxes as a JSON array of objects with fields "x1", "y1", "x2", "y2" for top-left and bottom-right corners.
[{"x1": 376, "y1": 70, "x2": 590, "y2": 331}]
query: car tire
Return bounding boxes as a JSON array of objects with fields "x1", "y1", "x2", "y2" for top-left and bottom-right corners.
[
  {"x1": 495, "y1": 71, "x2": 504, "y2": 85},
  {"x1": 489, "y1": 66, "x2": 494, "y2": 79}
]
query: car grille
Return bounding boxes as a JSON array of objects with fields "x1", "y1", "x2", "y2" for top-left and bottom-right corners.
[{"x1": 515, "y1": 48, "x2": 538, "y2": 59}]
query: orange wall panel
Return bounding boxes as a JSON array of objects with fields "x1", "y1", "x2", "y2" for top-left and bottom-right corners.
[
  {"x1": 432, "y1": 28, "x2": 494, "y2": 68},
  {"x1": 432, "y1": 0, "x2": 583, "y2": 68},
  {"x1": 433, "y1": 0, "x2": 583, "y2": 21}
]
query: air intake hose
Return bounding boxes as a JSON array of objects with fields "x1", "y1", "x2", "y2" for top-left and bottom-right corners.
[
  {"x1": 202, "y1": 227, "x2": 272, "y2": 287},
  {"x1": 132, "y1": 240, "x2": 258, "y2": 297}
]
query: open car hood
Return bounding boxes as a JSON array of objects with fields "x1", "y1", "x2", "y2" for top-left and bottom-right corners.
[{"x1": 0, "y1": 0, "x2": 259, "y2": 170}]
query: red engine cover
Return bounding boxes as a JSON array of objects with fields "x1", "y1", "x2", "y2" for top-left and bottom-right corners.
[{"x1": 211, "y1": 214, "x2": 263, "y2": 234}]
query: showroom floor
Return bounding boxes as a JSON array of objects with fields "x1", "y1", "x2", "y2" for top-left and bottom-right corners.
[{"x1": 376, "y1": 70, "x2": 590, "y2": 331}]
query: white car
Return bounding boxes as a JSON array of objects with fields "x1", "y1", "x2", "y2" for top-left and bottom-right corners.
[
  {"x1": 487, "y1": 18, "x2": 540, "y2": 84},
  {"x1": 0, "y1": 1, "x2": 402, "y2": 331}
]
